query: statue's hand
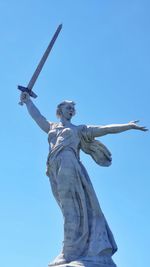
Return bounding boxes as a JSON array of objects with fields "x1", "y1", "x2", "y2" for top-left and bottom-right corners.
[
  {"x1": 20, "y1": 92, "x2": 30, "y2": 104},
  {"x1": 129, "y1": 120, "x2": 148, "y2": 132}
]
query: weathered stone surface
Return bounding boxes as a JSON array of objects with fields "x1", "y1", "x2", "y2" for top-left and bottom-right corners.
[
  {"x1": 23, "y1": 97, "x2": 120, "y2": 265},
  {"x1": 22, "y1": 97, "x2": 147, "y2": 267}
]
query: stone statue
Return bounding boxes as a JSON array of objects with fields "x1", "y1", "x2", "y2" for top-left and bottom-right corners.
[{"x1": 20, "y1": 92, "x2": 148, "y2": 267}]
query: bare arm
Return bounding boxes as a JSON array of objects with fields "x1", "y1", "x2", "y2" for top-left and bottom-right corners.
[
  {"x1": 20, "y1": 92, "x2": 50, "y2": 133},
  {"x1": 88, "y1": 120, "x2": 148, "y2": 138}
]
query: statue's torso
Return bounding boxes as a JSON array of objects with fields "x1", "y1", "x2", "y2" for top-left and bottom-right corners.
[{"x1": 48, "y1": 124, "x2": 84, "y2": 154}]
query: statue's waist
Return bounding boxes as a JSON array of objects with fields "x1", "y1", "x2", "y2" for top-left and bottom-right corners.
[{"x1": 47, "y1": 146, "x2": 79, "y2": 166}]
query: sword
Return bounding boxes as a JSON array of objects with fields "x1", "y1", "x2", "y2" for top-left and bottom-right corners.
[{"x1": 18, "y1": 24, "x2": 62, "y2": 105}]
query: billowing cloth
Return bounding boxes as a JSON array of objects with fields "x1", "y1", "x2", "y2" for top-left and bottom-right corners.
[
  {"x1": 46, "y1": 124, "x2": 117, "y2": 262},
  {"x1": 80, "y1": 125, "x2": 112, "y2": 167}
]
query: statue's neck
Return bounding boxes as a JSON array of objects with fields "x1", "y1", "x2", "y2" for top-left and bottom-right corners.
[{"x1": 59, "y1": 118, "x2": 72, "y2": 127}]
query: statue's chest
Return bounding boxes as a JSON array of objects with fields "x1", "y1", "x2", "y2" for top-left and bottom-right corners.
[{"x1": 48, "y1": 126, "x2": 80, "y2": 148}]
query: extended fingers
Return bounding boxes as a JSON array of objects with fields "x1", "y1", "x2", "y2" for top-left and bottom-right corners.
[
  {"x1": 136, "y1": 125, "x2": 148, "y2": 131},
  {"x1": 130, "y1": 121, "x2": 148, "y2": 131},
  {"x1": 140, "y1": 126, "x2": 148, "y2": 131}
]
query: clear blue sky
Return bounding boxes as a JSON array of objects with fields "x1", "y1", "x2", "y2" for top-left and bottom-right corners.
[{"x1": 0, "y1": 1, "x2": 149, "y2": 267}]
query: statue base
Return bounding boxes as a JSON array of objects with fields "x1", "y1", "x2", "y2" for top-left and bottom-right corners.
[
  {"x1": 48, "y1": 261, "x2": 117, "y2": 267},
  {"x1": 48, "y1": 256, "x2": 117, "y2": 267}
]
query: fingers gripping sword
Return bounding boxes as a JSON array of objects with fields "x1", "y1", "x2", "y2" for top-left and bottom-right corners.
[{"x1": 18, "y1": 24, "x2": 62, "y2": 105}]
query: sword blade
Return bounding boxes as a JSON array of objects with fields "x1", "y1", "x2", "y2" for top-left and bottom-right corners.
[{"x1": 27, "y1": 24, "x2": 62, "y2": 91}]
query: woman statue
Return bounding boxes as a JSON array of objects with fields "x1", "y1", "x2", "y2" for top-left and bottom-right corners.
[{"x1": 20, "y1": 92, "x2": 147, "y2": 267}]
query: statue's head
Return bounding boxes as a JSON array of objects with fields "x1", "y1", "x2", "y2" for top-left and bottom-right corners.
[{"x1": 56, "y1": 100, "x2": 76, "y2": 120}]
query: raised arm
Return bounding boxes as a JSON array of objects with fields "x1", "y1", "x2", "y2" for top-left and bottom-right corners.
[
  {"x1": 20, "y1": 92, "x2": 50, "y2": 133},
  {"x1": 88, "y1": 120, "x2": 148, "y2": 138}
]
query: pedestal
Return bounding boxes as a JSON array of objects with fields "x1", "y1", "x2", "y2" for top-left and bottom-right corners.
[{"x1": 48, "y1": 256, "x2": 117, "y2": 267}]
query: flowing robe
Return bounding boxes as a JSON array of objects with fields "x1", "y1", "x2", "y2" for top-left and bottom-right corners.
[{"x1": 46, "y1": 123, "x2": 117, "y2": 262}]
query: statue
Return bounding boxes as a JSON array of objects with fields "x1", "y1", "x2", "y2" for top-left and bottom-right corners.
[{"x1": 20, "y1": 92, "x2": 148, "y2": 267}]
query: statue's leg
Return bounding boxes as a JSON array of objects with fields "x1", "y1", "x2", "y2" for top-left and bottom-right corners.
[{"x1": 57, "y1": 171, "x2": 86, "y2": 261}]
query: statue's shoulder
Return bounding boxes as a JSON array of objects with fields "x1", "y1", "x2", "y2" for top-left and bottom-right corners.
[
  {"x1": 76, "y1": 125, "x2": 87, "y2": 137},
  {"x1": 77, "y1": 124, "x2": 87, "y2": 130},
  {"x1": 49, "y1": 122, "x2": 59, "y2": 130}
]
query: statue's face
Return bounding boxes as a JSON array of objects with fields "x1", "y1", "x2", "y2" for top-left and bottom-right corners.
[{"x1": 61, "y1": 103, "x2": 75, "y2": 120}]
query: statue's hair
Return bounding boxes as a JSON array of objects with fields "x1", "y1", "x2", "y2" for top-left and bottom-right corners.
[{"x1": 56, "y1": 100, "x2": 76, "y2": 118}]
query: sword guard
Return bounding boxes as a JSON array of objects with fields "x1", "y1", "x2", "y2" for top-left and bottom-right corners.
[{"x1": 18, "y1": 85, "x2": 38, "y2": 98}]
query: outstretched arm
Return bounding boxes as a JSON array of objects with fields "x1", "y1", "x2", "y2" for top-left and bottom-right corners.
[
  {"x1": 20, "y1": 92, "x2": 50, "y2": 133},
  {"x1": 89, "y1": 120, "x2": 148, "y2": 138}
]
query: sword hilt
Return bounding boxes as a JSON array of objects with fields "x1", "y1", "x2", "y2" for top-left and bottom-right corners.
[{"x1": 18, "y1": 85, "x2": 38, "y2": 105}]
